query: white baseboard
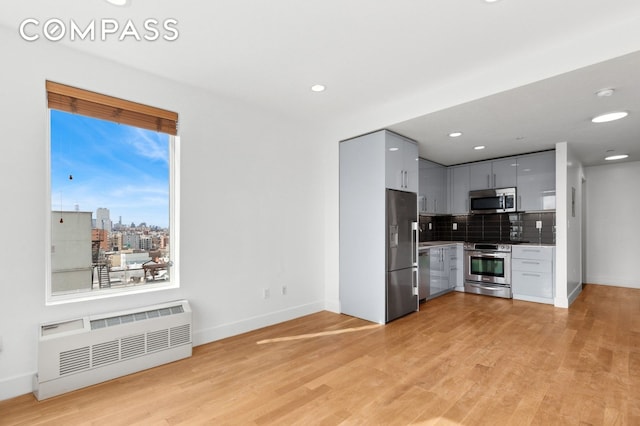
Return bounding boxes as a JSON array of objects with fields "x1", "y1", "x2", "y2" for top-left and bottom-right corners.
[
  {"x1": 0, "y1": 372, "x2": 35, "y2": 402},
  {"x1": 324, "y1": 298, "x2": 340, "y2": 314},
  {"x1": 586, "y1": 280, "x2": 640, "y2": 290},
  {"x1": 193, "y1": 301, "x2": 325, "y2": 346},
  {"x1": 568, "y1": 283, "x2": 582, "y2": 306}
]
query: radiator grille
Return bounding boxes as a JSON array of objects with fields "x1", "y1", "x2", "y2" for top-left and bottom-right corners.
[
  {"x1": 59, "y1": 346, "x2": 90, "y2": 376},
  {"x1": 92, "y1": 341, "x2": 119, "y2": 367},
  {"x1": 121, "y1": 334, "x2": 145, "y2": 359},
  {"x1": 170, "y1": 324, "x2": 191, "y2": 347},
  {"x1": 58, "y1": 325, "x2": 190, "y2": 376},
  {"x1": 90, "y1": 305, "x2": 185, "y2": 330},
  {"x1": 147, "y1": 329, "x2": 169, "y2": 352}
]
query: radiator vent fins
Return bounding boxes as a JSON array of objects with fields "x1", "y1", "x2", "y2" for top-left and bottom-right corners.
[
  {"x1": 58, "y1": 327, "x2": 190, "y2": 376},
  {"x1": 147, "y1": 329, "x2": 169, "y2": 353},
  {"x1": 90, "y1": 305, "x2": 184, "y2": 330},
  {"x1": 92, "y1": 341, "x2": 119, "y2": 367},
  {"x1": 59, "y1": 347, "x2": 90, "y2": 376},
  {"x1": 170, "y1": 324, "x2": 191, "y2": 347},
  {"x1": 121, "y1": 334, "x2": 145, "y2": 360}
]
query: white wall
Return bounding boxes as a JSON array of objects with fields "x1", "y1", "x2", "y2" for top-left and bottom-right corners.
[
  {"x1": 0, "y1": 27, "x2": 328, "y2": 400},
  {"x1": 554, "y1": 142, "x2": 584, "y2": 308},
  {"x1": 584, "y1": 161, "x2": 640, "y2": 288}
]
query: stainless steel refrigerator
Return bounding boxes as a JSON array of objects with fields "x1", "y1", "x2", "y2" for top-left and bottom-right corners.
[{"x1": 386, "y1": 189, "x2": 419, "y2": 322}]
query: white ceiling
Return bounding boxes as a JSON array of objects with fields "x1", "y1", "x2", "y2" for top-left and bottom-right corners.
[{"x1": 2, "y1": 0, "x2": 640, "y2": 166}]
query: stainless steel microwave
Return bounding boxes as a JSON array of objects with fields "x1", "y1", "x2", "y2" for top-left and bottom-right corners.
[{"x1": 469, "y1": 187, "x2": 516, "y2": 214}]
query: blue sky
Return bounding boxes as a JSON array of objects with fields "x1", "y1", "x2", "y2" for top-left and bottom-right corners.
[{"x1": 50, "y1": 110, "x2": 170, "y2": 228}]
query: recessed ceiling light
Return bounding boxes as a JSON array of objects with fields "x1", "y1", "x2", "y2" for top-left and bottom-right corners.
[
  {"x1": 605, "y1": 154, "x2": 629, "y2": 161},
  {"x1": 311, "y1": 84, "x2": 326, "y2": 92},
  {"x1": 104, "y1": 0, "x2": 129, "y2": 5},
  {"x1": 485, "y1": 0, "x2": 501, "y2": 3},
  {"x1": 449, "y1": 132, "x2": 463, "y2": 138},
  {"x1": 388, "y1": 147, "x2": 399, "y2": 152},
  {"x1": 595, "y1": 88, "x2": 615, "y2": 97},
  {"x1": 474, "y1": 145, "x2": 485, "y2": 150},
  {"x1": 592, "y1": 111, "x2": 629, "y2": 123}
]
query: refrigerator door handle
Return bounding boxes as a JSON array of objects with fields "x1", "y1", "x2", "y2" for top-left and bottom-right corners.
[{"x1": 411, "y1": 221, "x2": 418, "y2": 266}]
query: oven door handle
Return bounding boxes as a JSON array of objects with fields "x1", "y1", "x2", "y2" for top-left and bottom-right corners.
[
  {"x1": 468, "y1": 282, "x2": 505, "y2": 292},
  {"x1": 465, "y1": 251, "x2": 508, "y2": 258}
]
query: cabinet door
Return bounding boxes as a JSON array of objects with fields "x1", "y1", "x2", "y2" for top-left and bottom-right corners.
[
  {"x1": 418, "y1": 159, "x2": 430, "y2": 213},
  {"x1": 512, "y1": 245, "x2": 554, "y2": 262},
  {"x1": 449, "y1": 165, "x2": 469, "y2": 214},
  {"x1": 469, "y1": 161, "x2": 492, "y2": 190},
  {"x1": 403, "y1": 140, "x2": 419, "y2": 193},
  {"x1": 492, "y1": 158, "x2": 518, "y2": 188},
  {"x1": 385, "y1": 133, "x2": 418, "y2": 192},
  {"x1": 517, "y1": 151, "x2": 556, "y2": 211},
  {"x1": 512, "y1": 271, "x2": 554, "y2": 299},
  {"x1": 385, "y1": 135, "x2": 406, "y2": 191},
  {"x1": 429, "y1": 248, "x2": 449, "y2": 295},
  {"x1": 433, "y1": 166, "x2": 447, "y2": 214},
  {"x1": 419, "y1": 159, "x2": 446, "y2": 213},
  {"x1": 469, "y1": 159, "x2": 517, "y2": 190}
]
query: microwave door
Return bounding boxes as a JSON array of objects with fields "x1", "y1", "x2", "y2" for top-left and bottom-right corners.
[{"x1": 471, "y1": 196, "x2": 499, "y2": 212}]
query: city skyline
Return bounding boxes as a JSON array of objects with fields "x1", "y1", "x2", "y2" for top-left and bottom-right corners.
[{"x1": 50, "y1": 109, "x2": 170, "y2": 229}]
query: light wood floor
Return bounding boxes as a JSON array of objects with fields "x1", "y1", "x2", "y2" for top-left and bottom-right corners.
[{"x1": 2, "y1": 284, "x2": 640, "y2": 425}]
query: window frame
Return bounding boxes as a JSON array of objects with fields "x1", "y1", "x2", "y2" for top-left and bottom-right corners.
[{"x1": 45, "y1": 90, "x2": 180, "y2": 305}]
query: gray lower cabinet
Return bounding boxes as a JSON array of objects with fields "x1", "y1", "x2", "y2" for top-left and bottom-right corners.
[
  {"x1": 511, "y1": 245, "x2": 555, "y2": 304},
  {"x1": 419, "y1": 244, "x2": 461, "y2": 301}
]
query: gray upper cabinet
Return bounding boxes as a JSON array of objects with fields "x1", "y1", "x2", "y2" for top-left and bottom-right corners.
[
  {"x1": 516, "y1": 151, "x2": 556, "y2": 211},
  {"x1": 385, "y1": 132, "x2": 418, "y2": 193},
  {"x1": 469, "y1": 158, "x2": 517, "y2": 190},
  {"x1": 418, "y1": 159, "x2": 447, "y2": 214},
  {"x1": 448, "y1": 165, "x2": 470, "y2": 214}
]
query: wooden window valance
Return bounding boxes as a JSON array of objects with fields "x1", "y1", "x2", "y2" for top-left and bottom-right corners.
[{"x1": 46, "y1": 80, "x2": 178, "y2": 135}]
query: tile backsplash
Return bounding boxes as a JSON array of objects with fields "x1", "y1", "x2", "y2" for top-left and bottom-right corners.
[{"x1": 419, "y1": 212, "x2": 556, "y2": 244}]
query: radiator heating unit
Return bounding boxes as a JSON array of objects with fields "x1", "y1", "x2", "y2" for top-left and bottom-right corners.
[{"x1": 34, "y1": 300, "x2": 192, "y2": 400}]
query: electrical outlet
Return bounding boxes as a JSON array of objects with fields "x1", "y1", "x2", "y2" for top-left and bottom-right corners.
[
  {"x1": 452, "y1": 223, "x2": 458, "y2": 231},
  {"x1": 263, "y1": 288, "x2": 270, "y2": 299},
  {"x1": 536, "y1": 220, "x2": 543, "y2": 229},
  {"x1": 281, "y1": 285, "x2": 287, "y2": 295},
  {"x1": 428, "y1": 223, "x2": 432, "y2": 230}
]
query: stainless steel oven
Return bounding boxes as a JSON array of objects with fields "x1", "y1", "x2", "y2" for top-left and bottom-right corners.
[{"x1": 464, "y1": 242, "x2": 512, "y2": 298}]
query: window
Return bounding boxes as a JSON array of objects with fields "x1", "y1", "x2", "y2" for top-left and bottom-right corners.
[{"x1": 46, "y1": 81, "x2": 179, "y2": 303}]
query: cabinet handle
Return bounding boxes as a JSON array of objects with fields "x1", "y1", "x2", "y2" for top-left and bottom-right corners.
[
  {"x1": 493, "y1": 173, "x2": 496, "y2": 188},
  {"x1": 523, "y1": 273, "x2": 541, "y2": 277},
  {"x1": 434, "y1": 199, "x2": 437, "y2": 213},
  {"x1": 487, "y1": 174, "x2": 490, "y2": 188},
  {"x1": 522, "y1": 261, "x2": 540, "y2": 265},
  {"x1": 518, "y1": 195, "x2": 522, "y2": 210}
]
